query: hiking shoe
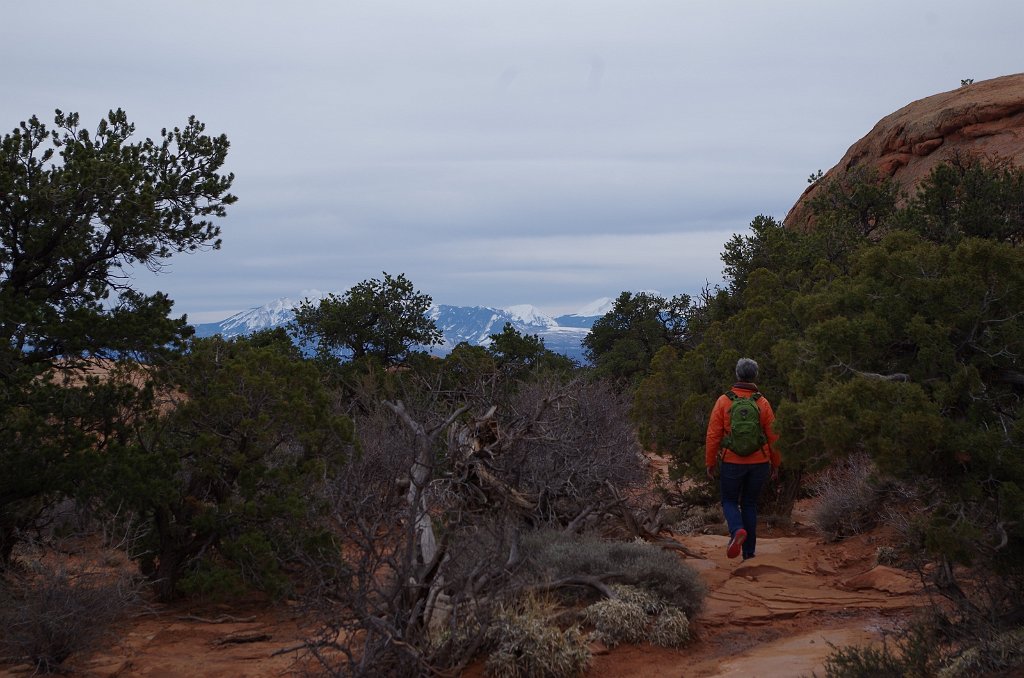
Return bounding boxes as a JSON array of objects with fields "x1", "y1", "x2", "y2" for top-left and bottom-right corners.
[{"x1": 727, "y1": 529, "x2": 747, "y2": 559}]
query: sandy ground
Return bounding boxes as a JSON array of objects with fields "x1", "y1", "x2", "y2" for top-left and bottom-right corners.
[
  {"x1": 1, "y1": 508, "x2": 924, "y2": 677},
  {"x1": 0, "y1": 448, "x2": 926, "y2": 678}
]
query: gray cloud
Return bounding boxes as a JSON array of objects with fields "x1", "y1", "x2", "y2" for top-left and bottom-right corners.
[{"x1": 2, "y1": 0, "x2": 1021, "y2": 321}]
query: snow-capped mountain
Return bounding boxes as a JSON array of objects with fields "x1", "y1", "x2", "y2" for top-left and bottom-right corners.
[
  {"x1": 553, "y1": 290, "x2": 662, "y2": 329},
  {"x1": 426, "y1": 304, "x2": 588, "y2": 360},
  {"x1": 194, "y1": 296, "x2": 309, "y2": 339},
  {"x1": 565, "y1": 296, "x2": 615, "y2": 319},
  {"x1": 554, "y1": 298, "x2": 611, "y2": 329},
  {"x1": 192, "y1": 296, "x2": 610, "y2": 362},
  {"x1": 206, "y1": 297, "x2": 301, "y2": 336},
  {"x1": 502, "y1": 304, "x2": 560, "y2": 329}
]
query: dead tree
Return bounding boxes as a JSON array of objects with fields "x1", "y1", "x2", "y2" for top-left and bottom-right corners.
[{"x1": 303, "y1": 374, "x2": 659, "y2": 676}]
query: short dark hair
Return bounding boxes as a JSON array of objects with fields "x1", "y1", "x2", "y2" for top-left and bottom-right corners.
[{"x1": 736, "y1": 358, "x2": 759, "y2": 382}]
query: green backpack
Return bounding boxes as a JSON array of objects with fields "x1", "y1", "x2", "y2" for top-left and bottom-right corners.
[{"x1": 722, "y1": 391, "x2": 767, "y2": 456}]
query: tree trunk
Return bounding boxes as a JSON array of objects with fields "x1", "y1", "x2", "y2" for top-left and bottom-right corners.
[
  {"x1": 0, "y1": 524, "x2": 15, "y2": 566},
  {"x1": 152, "y1": 547, "x2": 183, "y2": 602},
  {"x1": 406, "y1": 444, "x2": 438, "y2": 566}
]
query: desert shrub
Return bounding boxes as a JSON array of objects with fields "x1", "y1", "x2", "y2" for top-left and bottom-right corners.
[
  {"x1": 825, "y1": 621, "x2": 1024, "y2": 678},
  {"x1": 109, "y1": 333, "x2": 354, "y2": 601},
  {"x1": 608, "y1": 583, "x2": 667, "y2": 614},
  {"x1": 584, "y1": 596, "x2": 649, "y2": 647},
  {"x1": 819, "y1": 621, "x2": 940, "y2": 678},
  {"x1": 176, "y1": 558, "x2": 247, "y2": 601},
  {"x1": 821, "y1": 643, "x2": 918, "y2": 678},
  {"x1": 299, "y1": 370, "x2": 662, "y2": 677},
  {"x1": 485, "y1": 604, "x2": 590, "y2": 678},
  {"x1": 0, "y1": 559, "x2": 140, "y2": 673},
  {"x1": 938, "y1": 626, "x2": 1024, "y2": 678},
  {"x1": 493, "y1": 376, "x2": 649, "y2": 524},
  {"x1": 810, "y1": 453, "x2": 884, "y2": 541},
  {"x1": 522, "y1": 530, "x2": 706, "y2": 618},
  {"x1": 583, "y1": 584, "x2": 691, "y2": 649},
  {"x1": 297, "y1": 359, "x2": 681, "y2": 677},
  {"x1": 874, "y1": 546, "x2": 901, "y2": 568},
  {"x1": 649, "y1": 608, "x2": 691, "y2": 648},
  {"x1": 672, "y1": 504, "x2": 726, "y2": 536}
]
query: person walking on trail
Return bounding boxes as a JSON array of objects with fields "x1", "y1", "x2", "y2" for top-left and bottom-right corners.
[{"x1": 705, "y1": 358, "x2": 781, "y2": 560}]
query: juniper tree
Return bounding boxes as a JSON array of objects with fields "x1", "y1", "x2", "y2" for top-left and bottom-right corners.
[
  {"x1": 109, "y1": 333, "x2": 354, "y2": 601},
  {"x1": 291, "y1": 272, "x2": 441, "y2": 367},
  {"x1": 582, "y1": 291, "x2": 691, "y2": 384},
  {"x1": 0, "y1": 109, "x2": 235, "y2": 563},
  {"x1": 487, "y1": 323, "x2": 575, "y2": 377}
]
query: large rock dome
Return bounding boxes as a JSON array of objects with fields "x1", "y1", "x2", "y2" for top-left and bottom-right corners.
[{"x1": 786, "y1": 73, "x2": 1024, "y2": 229}]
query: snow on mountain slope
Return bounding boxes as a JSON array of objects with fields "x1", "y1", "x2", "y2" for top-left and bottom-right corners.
[
  {"x1": 428, "y1": 305, "x2": 511, "y2": 348},
  {"x1": 193, "y1": 295, "x2": 611, "y2": 362},
  {"x1": 571, "y1": 297, "x2": 615, "y2": 318},
  {"x1": 501, "y1": 304, "x2": 559, "y2": 329},
  {"x1": 193, "y1": 293, "x2": 325, "y2": 338},
  {"x1": 217, "y1": 298, "x2": 298, "y2": 334}
]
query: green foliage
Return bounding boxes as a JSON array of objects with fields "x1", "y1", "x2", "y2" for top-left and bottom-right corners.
[
  {"x1": 177, "y1": 558, "x2": 247, "y2": 600},
  {"x1": 822, "y1": 623, "x2": 1024, "y2": 678},
  {"x1": 807, "y1": 165, "x2": 902, "y2": 240},
  {"x1": 720, "y1": 214, "x2": 803, "y2": 297},
  {"x1": 487, "y1": 323, "x2": 576, "y2": 376},
  {"x1": 582, "y1": 290, "x2": 692, "y2": 384},
  {"x1": 0, "y1": 109, "x2": 234, "y2": 562},
  {"x1": 0, "y1": 109, "x2": 234, "y2": 366},
  {"x1": 108, "y1": 334, "x2": 354, "y2": 600},
  {"x1": 291, "y1": 272, "x2": 441, "y2": 366},
  {"x1": 438, "y1": 342, "x2": 499, "y2": 393},
  {"x1": 636, "y1": 158, "x2": 1024, "y2": 638},
  {"x1": 898, "y1": 154, "x2": 1024, "y2": 244}
]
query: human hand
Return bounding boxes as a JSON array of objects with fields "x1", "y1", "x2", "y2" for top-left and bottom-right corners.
[
  {"x1": 706, "y1": 466, "x2": 716, "y2": 481},
  {"x1": 770, "y1": 466, "x2": 780, "y2": 482}
]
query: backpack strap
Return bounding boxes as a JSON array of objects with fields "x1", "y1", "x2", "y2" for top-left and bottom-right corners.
[{"x1": 726, "y1": 390, "x2": 762, "y2": 402}]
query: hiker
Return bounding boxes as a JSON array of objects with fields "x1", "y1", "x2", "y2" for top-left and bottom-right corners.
[{"x1": 705, "y1": 357, "x2": 781, "y2": 560}]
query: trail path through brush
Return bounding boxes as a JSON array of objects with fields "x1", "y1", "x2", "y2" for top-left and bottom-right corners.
[
  {"x1": 588, "y1": 503, "x2": 927, "y2": 677},
  {"x1": 0, "y1": 474, "x2": 928, "y2": 678},
  {"x1": 1, "y1": 516, "x2": 925, "y2": 678}
]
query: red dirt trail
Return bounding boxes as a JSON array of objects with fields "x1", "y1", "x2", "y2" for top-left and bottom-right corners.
[
  {"x1": 589, "y1": 503, "x2": 924, "y2": 677},
  {"x1": 0, "y1": 504, "x2": 924, "y2": 677}
]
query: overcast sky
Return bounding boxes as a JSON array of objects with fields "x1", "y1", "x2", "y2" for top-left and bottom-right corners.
[{"x1": 3, "y1": 1, "x2": 1021, "y2": 321}]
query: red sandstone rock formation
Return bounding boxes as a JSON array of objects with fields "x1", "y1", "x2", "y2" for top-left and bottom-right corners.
[{"x1": 786, "y1": 73, "x2": 1024, "y2": 229}]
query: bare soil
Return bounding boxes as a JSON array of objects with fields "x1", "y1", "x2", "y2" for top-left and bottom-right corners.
[
  {"x1": 587, "y1": 501, "x2": 925, "y2": 677},
  {"x1": 1, "y1": 502, "x2": 924, "y2": 677},
  {"x1": 1, "y1": 447, "x2": 927, "y2": 678}
]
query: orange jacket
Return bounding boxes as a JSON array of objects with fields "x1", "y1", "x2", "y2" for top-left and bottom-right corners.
[{"x1": 705, "y1": 383, "x2": 781, "y2": 468}]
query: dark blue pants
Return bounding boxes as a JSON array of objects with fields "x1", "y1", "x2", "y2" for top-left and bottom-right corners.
[{"x1": 720, "y1": 461, "x2": 771, "y2": 558}]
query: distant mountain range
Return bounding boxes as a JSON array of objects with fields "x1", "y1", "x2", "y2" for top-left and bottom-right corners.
[{"x1": 192, "y1": 296, "x2": 624, "y2": 363}]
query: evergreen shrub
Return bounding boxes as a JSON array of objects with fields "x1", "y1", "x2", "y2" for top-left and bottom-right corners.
[{"x1": 522, "y1": 530, "x2": 706, "y2": 618}]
